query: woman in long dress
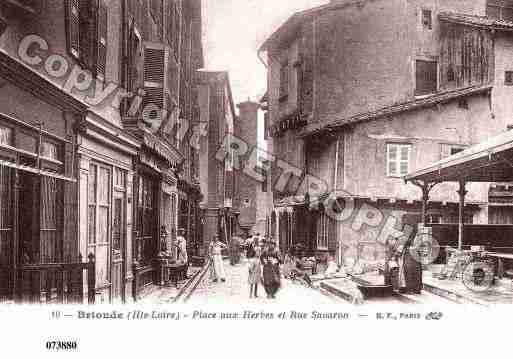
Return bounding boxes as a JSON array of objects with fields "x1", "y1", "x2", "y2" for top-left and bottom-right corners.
[
  {"x1": 247, "y1": 245, "x2": 261, "y2": 298},
  {"x1": 260, "y1": 241, "x2": 281, "y2": 299},
  {"x1": 209, "y1": 236, "x2": 227, "y2": 282}
]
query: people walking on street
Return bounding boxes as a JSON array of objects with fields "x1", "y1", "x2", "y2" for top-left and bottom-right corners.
[
  {"x1": 247, "y1": 245, "x2": 261, "y2": 298},
  {"x1": 176, "y1": 228, "x2": 189, "y2": 279},
  {"x1": 260, "y1": 241, "x2": 281, "y2": 299},
  {"x1": 209, "y1": 236, "x2": 227, "y2": 282}
]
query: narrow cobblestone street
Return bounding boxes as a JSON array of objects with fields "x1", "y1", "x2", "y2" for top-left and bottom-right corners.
[{"x1": 187, "y1": 258, "x2": 345, "y2": 305}]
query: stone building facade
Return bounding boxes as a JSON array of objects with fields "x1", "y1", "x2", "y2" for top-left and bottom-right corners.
[{"x1": 260, "y1": 0, "x2": 513, "y2": 263}]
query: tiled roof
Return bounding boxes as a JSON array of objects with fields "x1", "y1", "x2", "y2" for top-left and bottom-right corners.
[{"x1": 439, "y1": 11, "x2": 513, "y2": 31}]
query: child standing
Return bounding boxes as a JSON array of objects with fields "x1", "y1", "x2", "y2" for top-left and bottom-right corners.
[{"x1": 247, "y1": 245, "x2": 261, "y2": 298}]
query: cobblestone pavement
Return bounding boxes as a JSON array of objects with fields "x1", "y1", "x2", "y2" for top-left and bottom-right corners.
[{"x1": 187, "y1": 258, "x2": 346, "y2": 305}]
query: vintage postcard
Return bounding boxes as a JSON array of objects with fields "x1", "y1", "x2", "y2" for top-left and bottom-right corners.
[{"x1": 1, "y1": 0, "x2": 513, "y2": 357}]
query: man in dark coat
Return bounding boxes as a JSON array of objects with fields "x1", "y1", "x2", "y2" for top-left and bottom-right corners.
[{"x1": 260, "y1": 241, "x2": 281, "y2": 299}]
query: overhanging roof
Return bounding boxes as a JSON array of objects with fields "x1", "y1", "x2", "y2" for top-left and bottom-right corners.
[
  {"x1": 405, "y1": 130, "x2": 513, "y2": 183},
  {"x1": 299, "y1": 84, "x2": 492, "y2": 138},
  {"x1": 439, "y1": 11, "x2": 513, "y2": 32}
]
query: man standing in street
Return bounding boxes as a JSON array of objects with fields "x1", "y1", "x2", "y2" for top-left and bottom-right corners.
[{"x1": 177, "y1": 228, "x2": 189, "y2": 279}]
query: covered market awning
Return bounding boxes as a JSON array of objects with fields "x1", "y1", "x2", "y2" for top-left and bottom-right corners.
[
  {"x1": 405, "y1": 129, "x2": 513, "y2": 250},
  {"x1": 405, "y1": 130, "x2": 513, "y2": 184}
]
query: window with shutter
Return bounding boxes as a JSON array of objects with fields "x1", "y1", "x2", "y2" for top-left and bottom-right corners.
[
  {"x1": 142, "y1": 43, "x2": 170, "y2": 132},
  {"x1": 386, "y1": 143, "x2": 411, "y2": 177},
  {"x1": 144, "y1": 47, "x2": 165, "y2": 83},
  {"x1": 97, "y1": 2, "x2": 108, "y2": 77},
  {"x1": 415, "y1": 60, "x2": 437, "y2": 96}
]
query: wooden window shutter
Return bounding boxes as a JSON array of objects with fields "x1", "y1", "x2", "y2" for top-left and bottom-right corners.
[
  {"x1": 97, "y1": 2, "x2": 108, "y2": 76},
  {"x1": 142, "y1": 43, "x2": 169, "y2": 132},
  {"x1": 65, "y1": 0, "x2": 81, "y2": 59},
  {"x1": 144, "y1": 47, "x2": 166, "y2": 83}
]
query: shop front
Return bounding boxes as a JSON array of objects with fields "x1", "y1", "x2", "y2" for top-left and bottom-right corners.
[
  {"x1": 0, "y1": 52, "x2": 91, "y2": 304},
  {"x1": 76, "y1": 113, "x2": 140, "y2": 304},
  {"x1": 130, "y1": 132, "x2": 181, "y2": 300}
]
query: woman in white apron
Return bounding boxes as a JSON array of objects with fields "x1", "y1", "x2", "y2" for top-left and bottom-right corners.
[{"x1": 209, "y1": 236, "x2": 227, "y2": 282}]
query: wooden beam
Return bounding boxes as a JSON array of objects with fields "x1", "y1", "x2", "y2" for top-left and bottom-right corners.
[{"x1": 457, "y1": 180, "x2": 467, "y2": 250}]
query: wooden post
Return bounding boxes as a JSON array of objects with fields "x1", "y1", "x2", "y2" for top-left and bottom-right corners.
[
  {"x1": 421, "y1": 185, "x2": 430, "y2": 225},
  {"x1": 87, "y1": 253, "x2": 96, "y2": 304},
  {"x1": 12, "y1": 170, "x2": 20, "y2": 302},
  {"x1": 187, "y1": 199, "x2": 192, "y2": 253},
  {"x1": 457, "y1": 180, "x2": 467, "y2": 251},
  {"x1": 132, "y1": 262, "x2": 138, "y2": 302}
]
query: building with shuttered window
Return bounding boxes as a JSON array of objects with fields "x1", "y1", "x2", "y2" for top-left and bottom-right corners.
[
  {"x1": 260, "y1": 0, "x2": 513, "y2": 264},
  {"x1": 0, "y1": 0, "x2": 205, "y2": 304}
]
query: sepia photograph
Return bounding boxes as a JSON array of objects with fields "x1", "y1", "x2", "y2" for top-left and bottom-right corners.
[{"x1": 1, "y1": 0, "x2": 513, "y2": 356}]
